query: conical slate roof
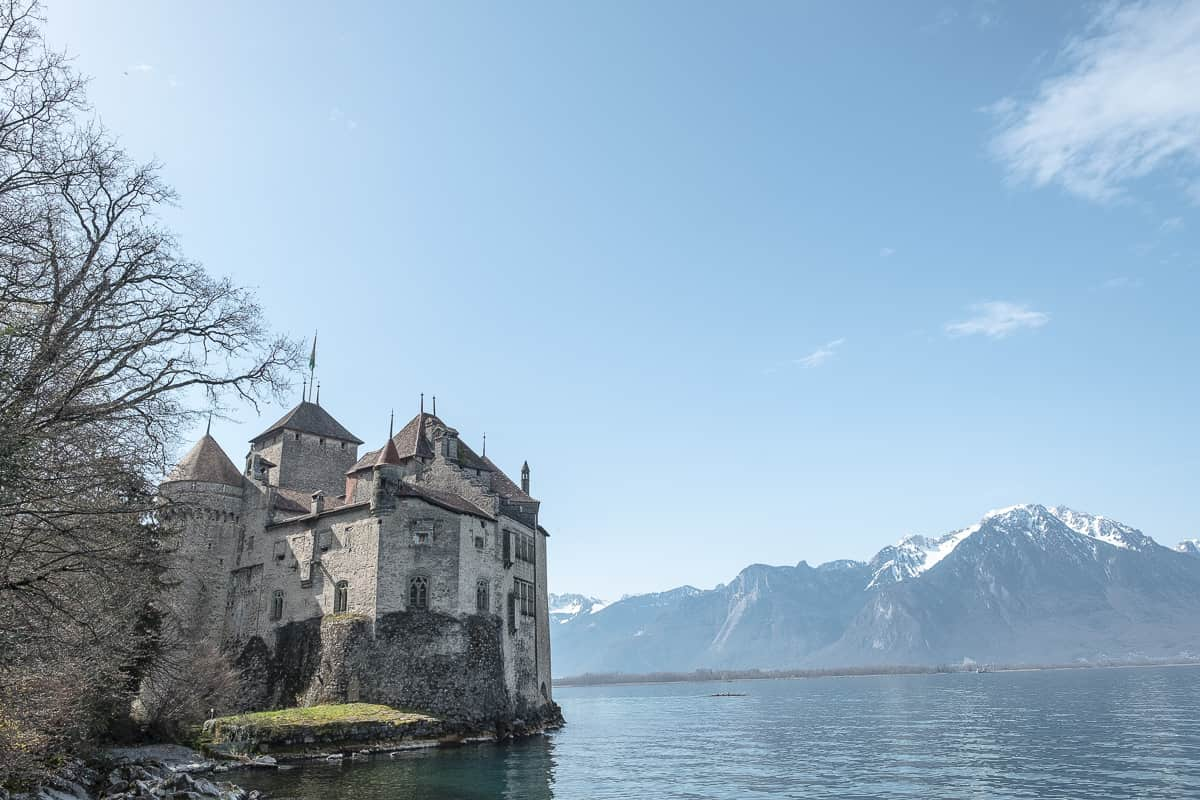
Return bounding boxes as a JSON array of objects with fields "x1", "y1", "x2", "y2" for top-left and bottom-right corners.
[
  {"x1": 166, "y1": 435, "x2": 244, "y2": 486},
  {"x1": 373, "y1": 437, "x2": 402, "y2": 467},
  {"x1": 251, "y1": 401, "x2": 363, "y2": 445}
]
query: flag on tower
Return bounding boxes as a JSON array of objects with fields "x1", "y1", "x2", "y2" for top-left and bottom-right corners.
[{"x1": 307, "y1": 332, "x2": 317, "y2": 402}]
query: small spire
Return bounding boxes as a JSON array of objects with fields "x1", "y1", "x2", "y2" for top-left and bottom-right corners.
[
  {"x1": 432, "y1": 395, "x2": 437, "y2": 417},
  {"x1": 315, "y1": 381, "x2": 321, "y2": 406},
  {"x1": 389, "y1": 409, "x2": 394, "y2": 438},
  {"x1": 301, "y1": 378, "x2": 307, "y2": 403},
  {"x1": 482, "y1": 432, "x2": 486, "y2": 457},
  {"x1": 420, "y1": 393, "x2": 424, "y2": 414},
  {"x1": 205, "y1": 411, "x2": 212, "y2": 437}
]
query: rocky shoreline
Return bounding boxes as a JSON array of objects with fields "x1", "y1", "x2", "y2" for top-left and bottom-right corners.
[
  {"x1": 4, "y1": 707, "x2": 565, "y2": 800},
  {"x1": 1, "y1": 747, "x2": 262, "y2": 800}
]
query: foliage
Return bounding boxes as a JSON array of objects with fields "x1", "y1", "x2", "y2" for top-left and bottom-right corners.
[{"x1": 0, "y1": 0, "x2": 299, "y2": 782}]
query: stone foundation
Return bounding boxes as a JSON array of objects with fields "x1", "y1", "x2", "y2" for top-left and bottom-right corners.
[{"x1": 232, "y1": 611, "x2": 557, "y2": 724}]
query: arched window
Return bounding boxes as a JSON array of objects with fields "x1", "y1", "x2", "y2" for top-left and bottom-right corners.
[
  {"x1": 476, "y1": 579, "x2": 489, "y2": 613},
  {"x1": 334, "y1": 580, "x2": 349, "y2": 613},
  {"x1": 409, "y1": 576, "x2": 428, "y2": 610},
  {"x1": 270, "y1": 590, "x2": 284, "y2": 620}
]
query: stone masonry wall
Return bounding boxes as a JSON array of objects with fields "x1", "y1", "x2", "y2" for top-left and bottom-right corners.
[
  {"x1": 233, "y1": 611, "x2": 513, "y2": 721},
  {"x1": 254, "y1": 431, "x2": 359, "y2": 497},
  {"x1": 158, "y1": 481, "x2": 246, "y2": 643},
  {"x1": 207, "y1": 431, "x2": 556, "y2": 725}
]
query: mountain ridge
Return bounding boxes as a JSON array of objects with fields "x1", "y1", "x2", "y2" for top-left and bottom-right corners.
[{"x1": 550, "y1": 504, "x2": 1200, "y2": 677}]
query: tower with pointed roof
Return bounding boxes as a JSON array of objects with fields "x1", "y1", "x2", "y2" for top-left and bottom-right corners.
[
  {"x1": 159, "y1": 433, "x2": 248, "y2": 641},
  {"x1": 247, "y1": 399, "x2": 363, "y2": 498},
  {"x1": 160, "y1": 394, "x2": 559, "y2": 729}
]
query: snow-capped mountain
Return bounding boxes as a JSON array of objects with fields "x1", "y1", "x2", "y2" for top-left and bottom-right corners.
[
  {"x1": 548, "y1": 593, "x2": 608, "y2": 625},
  {"x1": 1176, "y1": 540, "x2": 1200, "y2": 556},
  {"x1": 550, "y1": 504, "x2": 1200, "y2": 677}
]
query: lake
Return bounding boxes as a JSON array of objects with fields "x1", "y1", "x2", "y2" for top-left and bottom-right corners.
[{"x1": 238, "y1": 665, "x2": 1200, "y2": 799}]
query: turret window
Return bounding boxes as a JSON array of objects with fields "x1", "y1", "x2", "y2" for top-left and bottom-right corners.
[
  {"x1": 409, "y1": 576, "x2": 429, "y2": 610},
  {"x1": 271, "y1": 590, "x2": 284, "y2": 620},
  {"x1": 334, "y1": 580, "x2": 349, "y2": 613}
]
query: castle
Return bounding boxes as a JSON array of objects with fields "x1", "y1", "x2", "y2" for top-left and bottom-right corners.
[{"x1": 159, "y1": 395, "x2": 557, "y2": 728}]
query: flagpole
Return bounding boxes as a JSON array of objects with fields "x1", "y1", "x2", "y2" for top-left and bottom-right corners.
[{"x1": 308, "y1": 331, "x2": 317, "y2": 402}]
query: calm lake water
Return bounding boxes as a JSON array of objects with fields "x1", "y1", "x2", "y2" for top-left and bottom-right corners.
[{"x1": 238, "y1": 666, "x2": 1200, "y2": 799}]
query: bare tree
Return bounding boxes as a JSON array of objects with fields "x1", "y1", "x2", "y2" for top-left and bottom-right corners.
[{"x1": 0, "y1": 1, "x2": 299, "y2": 780}]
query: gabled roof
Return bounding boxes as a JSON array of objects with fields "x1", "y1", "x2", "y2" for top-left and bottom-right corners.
[
  {"x1": 344, "y1": 411, "x2": 534, "y2": 502},
  {"x1": 272, "y1": 486, "x2": 346, "y2": 518},
  {"x1": 349, "y1": 412, "x2": 441, "y2": 471},
  {"x1": 251, "y1": 401, "x2": 363, "y2": 445},
  {"x1": 482, "y1": 455, "x2": 535, "y2": 502},
  {"x1": 400, "y1": 483, "x2": 494, "y2": 520},
  {"x1": 394, "y1": 412, "x2": 436, "y2": 459},
  {"x1": 166, "y1": 435, "x2": 244, "y2": 486}
]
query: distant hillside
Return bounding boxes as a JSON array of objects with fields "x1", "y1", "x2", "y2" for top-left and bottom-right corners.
[{"x1": 550, "y1": 505, "x2": 1200, "y2": 677}]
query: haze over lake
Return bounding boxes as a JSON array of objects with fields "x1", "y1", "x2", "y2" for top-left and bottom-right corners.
[{"x1": 240, "y1": 665, "x2": 1200, "y2": 799}]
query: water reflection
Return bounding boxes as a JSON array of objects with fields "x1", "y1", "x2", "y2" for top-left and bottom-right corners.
[
  {"x1": 243, "y1": 736, "x2": 556, "y2": 800},
  {"x1": 239, "y1": 666, "x2": 1200, "y2": 800}
]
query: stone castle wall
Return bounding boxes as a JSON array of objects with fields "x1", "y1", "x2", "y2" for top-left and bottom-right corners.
[
  {"x1": 158, "y1": 481, "x2": 247, "y2": 642},
  {"x1": 234, "y1": 611, "x2": 519, "y2": 721},
  {"x1": 253, "y1": 431, "x2": 358, "y2": 497},
  {"x1": 171, "y1": 416, "x2": 556, "y2": 725}
]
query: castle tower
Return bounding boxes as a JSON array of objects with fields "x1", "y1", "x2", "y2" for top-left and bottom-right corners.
[
  {"x1": 247, "y1": 400, "x2": 362, "y2": 496},
  {"x1": 159, "y1": 433, "x2": 246, "y2": 640}
]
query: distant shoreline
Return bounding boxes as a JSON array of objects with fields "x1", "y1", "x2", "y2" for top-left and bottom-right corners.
[{"x1": 552, "y1": 658, "x2": 1200, "y2": 688}]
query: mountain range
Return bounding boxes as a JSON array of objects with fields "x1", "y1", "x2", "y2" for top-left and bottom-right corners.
[{"x1": 549, "y1": 504, "x2": 1200, "y2": 677}]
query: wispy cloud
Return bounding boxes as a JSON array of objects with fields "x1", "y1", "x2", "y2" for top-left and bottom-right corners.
[
  {"x1": 879, "y1": 247, "x2": 896, "y2": 258},
  {"x1": 989, "y1": 0, "x2": 1200, "y2": 203},
  {"x1": 795, "y1": 338, "x2": 846, "y2": 368},
  {"x1": 125, "y1": 63, "x2": 154, "y2": 75},
  {"x1": 945, "y1": 302, "x2": 1049, "y2": 339},
  {"x1": 1161, "y1": 216, "x2": 1184, "y2": 232},
  {"x1": 1098, "y1": 276, "x2": 1143, "y2": 290}
]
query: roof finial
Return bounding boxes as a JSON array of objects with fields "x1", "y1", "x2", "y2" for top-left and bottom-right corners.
[
  {"x1": 482, "y1": 432, "x2": 486, "y2": 457},
  {"x1": 206, "y1": 411, "x2": 212, "y2": 437},
  {"x1": 315, "y1": 381, "x2": 321, "y2": 406},
  {"x1": 420, "y1": 392, "x2": 424, "y2": 414},
  {"x1": 389, "y1": 409, "x2": 394, "y2": 439},
  {"x1": 301, "y1": 378, "x2": 307, "y2": 403},
  {"x1": 432, "y1": 395, "x2": 437, "y2": 417}
]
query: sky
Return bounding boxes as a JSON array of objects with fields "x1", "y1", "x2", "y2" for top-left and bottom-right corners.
[{"x1": 43, "y1": 0, "x2": 1200, "y2": 600}]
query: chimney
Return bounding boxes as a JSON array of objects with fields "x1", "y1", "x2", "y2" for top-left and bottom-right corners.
[
  {"x1": 521, "y1": 461, "x2": 530, "y2": 495},
  {"x1": 311, "y1": 490, "x2": 325, "y2": 515}
]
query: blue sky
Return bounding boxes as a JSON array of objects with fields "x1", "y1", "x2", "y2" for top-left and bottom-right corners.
[{"x1": 45, "y1": 1, "x2": 1200, "y2": 598}]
